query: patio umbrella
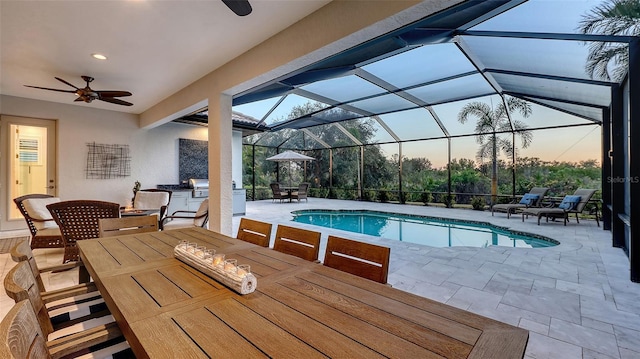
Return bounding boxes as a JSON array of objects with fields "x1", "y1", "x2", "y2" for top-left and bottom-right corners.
[{"x1": 266, "y1": 150, "x2": 315, "y2": 188}]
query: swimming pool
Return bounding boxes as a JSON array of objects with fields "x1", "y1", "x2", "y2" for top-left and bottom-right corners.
[{"x1": 291, "y1": 209, "x2": 558, "y2": 248}]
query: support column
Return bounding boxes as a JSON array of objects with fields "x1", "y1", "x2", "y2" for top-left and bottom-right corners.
[
  {"x1": 359, "y1": 146, "x2": 364, "y2": 200},
  {"x1": 398, "y1": 142, "x2": 404, "y2": 203},
  {"x1": 447, "y1": 138, "x2": 452, "y2": 197},
  {"x1": 512, "y1": 132, "x2": 516, "y2": 197},
  {"x1": 602, "y1": 110, "x2": 611, "y2": 230},
  {"x1": 611, "y1": 84, "x2": 625, "y2": 249},
  {"x1": 251, "y1": 144, "x2": 256, "y2": 201},
  {"x1": 208, "y1": 93, "x2": 234, "y2": 235},
  {"x1": 329, "y1": 149, "x2": 333, "y2": 189},
  {"x1": 629, "y1": 39, "x2": 639, "y2": 282}
]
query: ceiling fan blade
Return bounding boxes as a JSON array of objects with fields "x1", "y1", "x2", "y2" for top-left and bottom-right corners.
[
  {"x1": 24, "y1": 85, "x2": 76, "y2": 93},
  {"x1": 222, "y1": 0, "x2": 252, "y2": 16},
  {"x1": 55, "y1": 77, "x2": 80, "y2": 89},
  {"x1": 74, "y1": 96, "x2": 88, "y2": 102},
  {"x1": 97, "y1": 90, "x2": 132, "y2": 98},
  {"x1": 99, "y1": 97, "x2": 133, "y2": 106}
]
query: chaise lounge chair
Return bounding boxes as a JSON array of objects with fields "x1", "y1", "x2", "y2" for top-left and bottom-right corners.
[
  {"x1": 491, "y1": 187, "x2": 549, "y2": 218},
  {"x1": 521, "y1": 188, "x2": 598, "y2": 226}
]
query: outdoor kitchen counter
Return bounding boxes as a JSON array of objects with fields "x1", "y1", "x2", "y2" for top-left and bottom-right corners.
[
  {"x1": 156, "y1": 184, "x2": 191, "y2": 191},
  {"x1": 157, "y1": 186, "x2": 207, "y2": 214},
  {"x1": 158, "y1": 184, "x2": 246, "y2": 215}
]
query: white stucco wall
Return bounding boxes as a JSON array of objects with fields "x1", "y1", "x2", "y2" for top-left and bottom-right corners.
[{"x1": 1, "y1": 95, "x2": 207, "y2": 208}]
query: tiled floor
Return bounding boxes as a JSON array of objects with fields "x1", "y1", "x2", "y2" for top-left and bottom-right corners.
[{"x1": 1, "y1": 198, "x2": 639, "y2": 358}]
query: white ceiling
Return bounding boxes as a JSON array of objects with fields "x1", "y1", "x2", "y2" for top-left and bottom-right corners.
[{"x1": 0, "y1": 0, "x2": 331, "y2": 114}]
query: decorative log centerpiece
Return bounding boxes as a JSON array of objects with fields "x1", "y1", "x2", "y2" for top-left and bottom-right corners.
[{"x1": 174, "y1": 241, "x2": 256, "y2": 294}]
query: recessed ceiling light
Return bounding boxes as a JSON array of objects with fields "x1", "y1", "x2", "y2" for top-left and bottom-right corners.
[{"x1": 91, "y1": 53, "x2": 107, "y2": 60}]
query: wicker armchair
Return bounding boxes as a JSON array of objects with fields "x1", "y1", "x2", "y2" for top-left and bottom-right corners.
[
  {"x1": 291, "y1": 182, "x2": 309, "y2": 202},
  {"x1": 47, "y1": 200, "x2": 121, "y2": 263},
  {"x1": 13, "y1": 194, "x2": 64, "y2": 250},
  {"x1": 270, "y1": 183, "x2": 290, "y2": 203}
]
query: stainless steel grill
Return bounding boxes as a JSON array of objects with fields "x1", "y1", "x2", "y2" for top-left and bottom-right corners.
[{"x1": 189, "y1": 179, "x2": 209, "y2": 198}]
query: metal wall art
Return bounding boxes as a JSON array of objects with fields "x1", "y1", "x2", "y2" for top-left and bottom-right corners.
[{"x1": 85, "y1": 142, "x2": 131, "y2": 179}]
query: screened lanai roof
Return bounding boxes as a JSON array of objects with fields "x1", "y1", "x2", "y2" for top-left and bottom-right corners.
[{"x1": 235, "y1": 0, "x2": 635, "y2": 150}]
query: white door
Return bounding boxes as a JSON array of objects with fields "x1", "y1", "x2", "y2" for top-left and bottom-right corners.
[{"x1": 0, "y1": 115, "x2": 57, "y2": 231}]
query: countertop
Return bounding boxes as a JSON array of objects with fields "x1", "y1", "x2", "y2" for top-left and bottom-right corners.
[{"x1": 157, "y1": 184, "x2": 190, "y2": 191}]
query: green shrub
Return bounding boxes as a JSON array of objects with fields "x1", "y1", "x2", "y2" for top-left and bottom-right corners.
[
  {"x1": 378, "y1": 190, "x2": 389, "y2": 203},
  {"x1": 403, "y1": 192, "x2": 417, "y2": 203},
  {"x1": 470, "y1": 196, "x2": 486, "y2": 211},
  {"x1": 328, "y1": 188, "x2": 337, "y2": 199},
  {"x1": 420, "y1": 192, "x2": 433, "y2": 206},
  {"x1": 362, "y1": 190, "x2": 374, "y2": 201},
  {"x1": 438, "y1": 193, "x2": 455, "y2": 208}
]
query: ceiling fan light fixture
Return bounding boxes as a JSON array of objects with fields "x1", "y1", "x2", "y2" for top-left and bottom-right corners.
[
  {"x1": 222, "y1": 0, "x2": 252, "y2": 16},
  {"x1": 25, "y1": 76, "x2": 133, "y2": 106},
  {"x1": 91, "y1": 53, "x2": 107, "y2": 60}
]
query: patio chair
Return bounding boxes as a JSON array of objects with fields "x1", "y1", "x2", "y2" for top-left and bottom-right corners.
[
  {"x1": 10, "y1": 239, "x2": 98, "y2": 301},
  {"x1": 323, "y1": 235, "x2": 390, "y2": 284},
  {"x1": 270, "y1": 182, "x2": 290, "y2": 203},
  {"x1": 47, "y1": 200, "x2": 121, "y2": 263},
  {"x1": 161, "y1": 198, "x2": 209, "y2": 230},
  {"x1": 521, "y1": 189, "x2": 599, "y2": 226},
  {"x1": 99, "y1": 215, "x2": 159, "y2": 238},
  {"x1": 291, "y1": 182, "x2": 310, "y2": 202},
  {"x1": 236, "y1": 217, "x2": 273, "y2": 247},
  {"x1": 3, "y1": 263, "x2": 132, "y2": 358},
  {"x1": 1, "y1": 300, "x2": 132, "y2": 359},
  {"x1": 13, "y1": 194, "x2": 64, "y2": 250},
  {"x1": 491, "y1": 187, "x2": 549, "y2": 218},
  {"x1": 132, "y1": 188, "x2": 172, "y2": 223},
  {"x1": 273, "y1": 224, "x2": 321, "y2": 262}
]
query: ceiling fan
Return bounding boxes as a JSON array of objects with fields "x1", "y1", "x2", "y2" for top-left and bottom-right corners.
[
  {"x1": 222, "y1": 0, "x2": 252, "y2": 16},
  {"x1": 24, "y1": 76, "x2": 133, "y2": 106}
]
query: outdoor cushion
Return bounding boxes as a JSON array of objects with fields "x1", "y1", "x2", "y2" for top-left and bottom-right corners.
[
  {"x1": 23, "y1": 197, "x2": 61, "y2": 230},
  {"x1": 519, "y1": 193, "x2": 540, "y2": 206},
  {"x1": 558, "y1": 195, "x2": 581, "y2": 210},
  {"x1": 194, "y1": 198, "x2": 209, "y2": 227},
  {"x1": 134, "y1": 191, "x2": 169, "y2": 210}
]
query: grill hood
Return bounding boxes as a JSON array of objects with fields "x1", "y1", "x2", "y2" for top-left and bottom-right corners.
[{"x1": 189, "y1": 179, "x2": 209, "y2": 189}]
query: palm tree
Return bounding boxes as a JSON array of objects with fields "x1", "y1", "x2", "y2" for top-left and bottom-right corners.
[
  {"x1": 457, "y1": 97, "x2": 533, "y2": 205},
  {"x1": 578, "y1": 0, "x2": 640, "y2": 81}
]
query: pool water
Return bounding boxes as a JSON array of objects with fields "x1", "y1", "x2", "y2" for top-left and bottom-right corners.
[{"x1": 291, "y1": 210, "x2": 558, "y2": 248}]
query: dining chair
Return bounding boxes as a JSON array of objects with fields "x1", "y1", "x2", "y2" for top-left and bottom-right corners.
[
  {"x1": 0, "y1": 298, "x2": 132, "y2": 359},
  {"x1": 323, "y1": 235, "x2": 391, "y2": 284},
  {"x1": 270, "y1": 183, "x2": 290, "y2": 203},
  {"x1": 273, "y1": 224, "x2": 321, "y2": 262},
  {"x1": 161, "y1": 198, "x2": 209, "y2": 230},
  {"x1": 3, "y1": 261, "x2": 131, "y2": 356},
  {"x1": 47, "y1": 200, "x2": 121, "y2": 263},
  {"x1": 10, "y1": 239, "x2": 99, "y2": 302},
  {"x1": 290, "y1": 182, "x2": 310, "y2": 202},
  {"x1": 99, "y1": 215, "x2": 159, "y2": 238},
  {"x1": 13, "y1": 194, "x2": 64, "y2": 250},
  {"x1": 132, "y1": 188, "x2": 172, "y2": 222},
  {"x1": 236, "y1": 217, "x2": 273, "y2": 247}
]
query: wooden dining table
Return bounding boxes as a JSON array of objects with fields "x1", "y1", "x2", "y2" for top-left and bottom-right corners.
[{"x1": 78, "y1": 227, "x2": 528, "y2": 358}]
